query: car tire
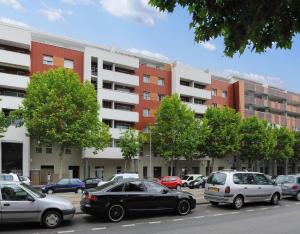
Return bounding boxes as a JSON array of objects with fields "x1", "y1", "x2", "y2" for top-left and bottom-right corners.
[
  {"x1": 47, "y1": 189, "x2": 54, "y2": 194},
  {"x1": 76, "y1": 188, "x2": 83, "y2": 194},
  {"x1": 42, "y1": 210, "x2": 62, "y2": 228},
  {"x1": 210, "y1": 201, "x2": 219, "y2": 206},
  {"x1": 183, "y1": 183, "x2": 187, "y2": 187},
  {"x1": 296, "y1": 192, "x2": 300, "y2": 201},
  {"x1": 270, "y1": 193, "x2": 280, "y2": 205},
  {"x1": 233, "y1": 195, "x2": 244, "y2": 210},
  {"x1": 107, "y1": 204, "x2": 125, "y2": 222},
  {"x1": 177, "y1": 199, "x2": 191, "y2": 216},
  {"x1": 176, "y1": 184, "x2": 181, "y2": 190}
]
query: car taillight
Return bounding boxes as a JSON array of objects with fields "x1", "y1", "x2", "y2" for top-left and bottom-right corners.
[
  {"x1": 225, "y1": 186, "x2": 230, "y2": 193},
  {"x1": 87, "y1": 194, "x2": 97, "y2": 202},
  {"x1": 291, "y1": 184, "x2": 298, "y2": 190}
]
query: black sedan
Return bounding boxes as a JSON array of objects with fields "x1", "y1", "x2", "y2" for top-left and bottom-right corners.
[
  {"x1": 83, "y1": 178, "x2": 102, "y2": 189},
  {"x1": 188, "y1": 177, "x2": 206, "y2": 189},
  {"x1": 80, "y1": 179, "x2": 196, "y2": 222}
]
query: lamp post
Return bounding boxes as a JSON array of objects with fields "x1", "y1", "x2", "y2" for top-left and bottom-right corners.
[{"x1": 149, "y1": 127, "x2": 152, "y2": 178}]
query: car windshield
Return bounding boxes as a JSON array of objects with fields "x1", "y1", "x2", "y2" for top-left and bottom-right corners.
[
  {"x1": 207, "y1": 173, "x2": 227, "y2": 185},
  {"x1": 94, "y1": 181, "x2": 116, "y2": 191},
  {"x1": 276, "y1": 175, "x2": 295, "y2": 184},
  {"x1": 22, "y1": 183, "x2": 45, "y2": 198},
  {"x1": 195, "y1": 176, "x2": 203, "y2": 181},
  {"x1": 182, "y1": 176, "x2": 189, "y2": 180},
  {"x1": 107, "y1": 176, "x2": 115, "y2": 181}
]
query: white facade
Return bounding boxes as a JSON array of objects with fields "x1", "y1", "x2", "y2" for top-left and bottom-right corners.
[{"x1": 172, "y1": 63, "x2": 211, "y2": 114}]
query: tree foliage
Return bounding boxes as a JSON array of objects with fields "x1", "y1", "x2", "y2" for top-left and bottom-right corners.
[
  {"x1": 293, "y1": 131, "x2": 300, "y2": 161},
  {"x1": 152, "y1": 94, "x2": 208, "y2": 173},
  {"x1": 240, "y1": 116, "x2": 276, "y2": 167},
  {"x1": 0, "y1": 111, "x2": 10, "y2": 137},
  {"x1": 18, "y1": 68, "x2": 111, "y2": 177},
  {"x1": 201, "y1": 107, "x2": 241, "y2": 160},
  {"x1": 149, "y1": 0, "x2": 300, "y2": 56},
  {"x1": 119, "y1": 129, "x2": 142, "y2": 170}
]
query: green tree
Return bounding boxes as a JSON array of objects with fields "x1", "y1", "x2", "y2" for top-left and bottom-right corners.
[
  {"x1": 201, "y1": 107, "x2": 241, "y2": 171},
  {"x1": 271, "y1": 126, "x2": 295, "y2": 175},
  {"x1": 294, "y1": 131, "x2": 300, "y2": 161},
  {"x1": 240, "y1": 116, "x2": 276, "y2": 170},
  {"x1": 149, "y1": 0, "x2": 300, "y2": 56},
  {"x1": 119, "y1": 129, "x2": 143, "y2": 171},
  {"x1": 152, "y1": 94, "x2": 208, "y2": 175},
  {"x1": 17, "y1": 68, "x2": 111, "y2": 178},
  {"x1": 0, "y1": 111, "x2": 10, "y2": 137}
]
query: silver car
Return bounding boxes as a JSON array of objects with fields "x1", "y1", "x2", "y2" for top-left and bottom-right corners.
[
  {"x1": 204, "y1": 170, "x2": 282, "y2": 209},
  {"x1": 0, "y1": 181, "x2": 75, "y2": 228}
]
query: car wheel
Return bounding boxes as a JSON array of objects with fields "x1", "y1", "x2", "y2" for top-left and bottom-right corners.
[
  {"x1": 47, "y1": 189, "x2": 54, "y2": 194},
  {"x1": 210, "y1": 201, "x2": 219, "y2": 206},
  {"x1": 107, "y1": 204, "x2": 125, "y2": 222},
  {"x1": 233, "y1": 195, "x2": 244, "y2": 210},
  {"x1": 76, "y1": 188, "x2": 83, "y2": 194},
  {"x1": 183, "y1": 183, "x2": 187, "y2": 187},
  {"x1": 176, "y1": 184, "x2": 181, "y2": 190},
  {"x1": 177, "y1": 199, "x2": 191, "y2": 216},
  {"x1": 271, "y1": 193, "x2": 280, "y2": 205},
  {"x1": 42, "y1": 210, "x2": 62, "y2": 228},
  {"x1": 296, "y1": 192, "x2": 300, "y2": 201}
]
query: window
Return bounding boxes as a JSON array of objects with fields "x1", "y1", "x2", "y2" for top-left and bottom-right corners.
[
  {"x1": 211, "y1": 89, "x2": 217, "y2": 96},
  {"x1": 212, "y1": 103, "x2": 217, "y2": 108},
  {"x1": 194, "y1": 98, "x2": 205, "y2": 105},
  {"x1": 116, "y1": 166, "x2": 122, "y2": 174},
  {"x1": 180, "y1": 80, "x2": 190, "y2": 86},
  {"x1": 103, "y1": 119, "x2": 112, "y2": 128},
  {"x1": 143, "y1": 166, "x2": 148, "y2": 178},
  {"x1": 57, "y1": 179, "x2": 70, "y2": 185},
  {"x1": 143, "y1": 75, "x2": 150, "y2": 83},
  {"x1": 36, "y1": 146, "x2": 42, "y2": 153},
  {"x1": 110, "y1": 184, "x2": 124, "y2": 192},
  {"x1": 64, "y1": 59, "x2": 74, "y2": 69},
  {"x1": 194, "y1": 83, "x2": 205, "y2": 89},
  {"x1": 242, "y1": 174, "x2": 255, "y2": 184},
  {"x1": 233, "y1": 173, "x2": 243, "y2": 184},
  {"x1": 158, "y1": 94, "x2": 164, "y2": 102},
  {"x1": 43, "y1": 55, "x2": 53, "y2": 65},
  {"x1": 143, "y1": 127, "x2": 149, "y2": 133},
  {"x1": 114, "y1": 139, "x2": 120, "y2": 147},
  {"x1": 143, "y1": 92, "x2": 151, "y2": 100},
  {"x1": 222, "y1": 91, "x2": 227, "y2": 98},
  {"x1": 65, "y1": 147, "x2": 72, "y2": 154},
  {"x1": 103, "y1": 82, "x2": 112, "y2": 89},
  {"x1": 143, "y1": 109, "x2": 150, "y2": 117},
  {"x1": 144, "y1": 181, "x2": 165, "y2": 193},
  {"x1": 124, "y1": 181, "x2": 145, "y2": 192},
  {"x1": 192, "y1": 167, "x2": 200, "y2": 174},
  {"x1": 180, "y1": 96, "x2": 190, "y2": 103},
  {"x1": 207, "y1": 172, "x2": 227, "y2": 185},
  {"x1": 103, "y1": 101, "x2": 112, "y2": 109},
  {"x1": 254, "y1": 174, "x2": 270, "y2": 185},
  {"x1": 1, "y1": 184, "x2": 30, "y2": 201},
  {"x1": 158, "y1": 78, "x2": 164, "y2": 86},
  {"x1": 46, "y1": 145, "x2": 52, "y2": 154}
]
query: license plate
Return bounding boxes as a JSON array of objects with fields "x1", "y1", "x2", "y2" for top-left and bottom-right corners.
[{"x1": 208, "y1": 187, "x2": 219, "y2": 192}]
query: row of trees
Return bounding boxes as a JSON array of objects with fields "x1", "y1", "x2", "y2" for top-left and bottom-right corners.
[{"x1": 120, "y1": 94, "x2": 299, "y2": 175}]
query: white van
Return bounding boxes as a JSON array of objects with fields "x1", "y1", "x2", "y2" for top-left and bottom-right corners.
[
  {"x1": 182, "y1": 174, "x2": 203, "y2": 187},
  {"x1": 97, "y1": 173, "x2": 139, "y2": 186}
]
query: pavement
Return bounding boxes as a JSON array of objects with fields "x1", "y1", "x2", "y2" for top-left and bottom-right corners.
[
  {"x1": 2, "y1": 197, "x2": 300, "y2": 234},
  {"x1": 53, "y1": 187, "x2": 207, "y2": 214}
]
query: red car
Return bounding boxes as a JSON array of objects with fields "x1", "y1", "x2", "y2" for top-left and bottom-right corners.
[{"x1": 160, "y1": 176, "x2": 182, "y2": 190}]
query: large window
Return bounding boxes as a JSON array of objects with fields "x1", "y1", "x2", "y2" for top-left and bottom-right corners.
[
  {"x1": 43, "y1": 55, "x2": 53, "y2": 65},
  {"x1": 222, "y1": 91, "x2": 227, "y2": 98},
  {"x1": 180, "y1": 80, "x2": 191, "y2": 86},
  {"x1": 143, "y1": 109, "x2": 150, "y2": 117},
  {"x1": 143, "y1": 75, "x2": 150, "y2": 83},
  {"x1": 158, "y1": 78, "x2": 165, "y2": 86},
  {"x1": 211, "y1": 89, "x2": 217, "y2": 96},
  {"x1": 143, "y1": 92, "x2": 151, "y2": 100},
  {"x1": 124, "y1": 181, "x2": 145, "y2": 192},
  {"x1": 64, "y1": 59, "x2": 74, "y2": 69},
  {"x1": 1, "y1": 184, "x2": 30, "y2": 201}
]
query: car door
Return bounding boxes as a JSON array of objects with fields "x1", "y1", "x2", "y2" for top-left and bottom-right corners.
[
  {"x1": 70, "y1": 179, "x2": 79, "y2": 192},
  {"x1": 242, "y1": 174, "x2": 261, "y2": 202},
  {"x1": 123, "y1": 181, "x2": 149, "y2": 212},
  {"x1": 0, "y1": 184, "x2": 39, "y2": 222},
  {"x1": 253, "y1": 174, "x2": 273, "y2": 201},
  {"x1": 56, "y1": 179, "x2": 70, "y2": 192},
  {"x1": 143, "y1": 181, "x2": 176, "y2": 210},
  {"x1": 85, "y1": 179, "x2": 93, "y2": 189}
]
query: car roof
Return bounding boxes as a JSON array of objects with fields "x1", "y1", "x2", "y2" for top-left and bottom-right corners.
[
  {"x1": 214, "y1": 170, "x2": 264, "y2": 174},
  {"x1": 0, "y1": 180, "x2": 22, "y2": 184}
]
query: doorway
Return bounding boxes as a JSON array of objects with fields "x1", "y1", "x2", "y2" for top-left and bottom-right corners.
[
  {"x1": 2, "y1": 142, "x2": 23, "y2": 175},
  {"x1": 41, "y1": 165, "x2": 54, "y2": 184},
  {"x1": 69, "y1": 166, "x2": 80, "y2": 178}
]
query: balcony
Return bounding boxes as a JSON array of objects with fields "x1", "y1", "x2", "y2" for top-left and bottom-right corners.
[
  {"x1": 0, "y1": 72, "x2": 29, "y2": 89},
  {"x1": 83, "y1": 147, "x2": 123, "y2": 159},
  {"x1": 286, "y1": 105, "x2": 300, "y2": 115},
  {"x1": 101, "y1": 69, "x2": 139, "y2": 87},
  {"x1": 269, "y1": 101, "x2": 286, "y2": 112},
  {"x1": 0, "y1": 95, "x2": 23, "y2": 109},
  {"x1": 179, "y1": 85, "x2": 211, "y2": 100},
  {"x1": 268, "y1": 88, "x2": 287, "y2": 100},
  {"x1": 0, "y1": 49, "x2": 30, "y2": 68},
  {"x1": 101, "y1": 108, "x2": 139, "y2": 122},
  {"x1": 186, "y1": 102, "x2": 207, "y2": 114},
  {"x1": 101, "y1": 89, "x2": 139, "y2": 105}
]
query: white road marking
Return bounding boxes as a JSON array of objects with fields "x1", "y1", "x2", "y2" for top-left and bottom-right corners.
[
  {"x1": 273, "y1": 206, "x2": 279, "y2": 208},
  {"x1": 228, "y1": 212, "x2": 240, "y2": 215},
  {"x1": 246, "y1": 209, "x2": 254, "y2": 212},
  {"x1": 191, "y1": 216, "x2": 205, "y2": 219},
  {"x1": 91, "y1": 227, "x2": 107, "y2": 231},
  {"x1": 173, "y1": 218, "x2": 184, "y2": 221},
  {"x1": 122, "y1": 224, "x2": 136, "y2": 227},
  {"x1": 149, "y1": 221, "x2": 161, "y2": 224},
  {"x1": 285, "y1": 205, "x2": 290, "y2": 207},
  {"x1": 213, "y1": 213, "x2": 224, "y2": 216},
  {"x1": 295, "y1": 202, "x2": 300, "y2": 205},
  {"x1": 58, "y1": 231, "x2": 74, "y2": 234},
  {"x1": 260, "y1": 207, "x2": 269, "y2": 210}
]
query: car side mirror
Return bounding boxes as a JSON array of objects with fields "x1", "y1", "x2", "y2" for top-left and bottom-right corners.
[
  {"x1": 162, "y1": 189, "x2": 168, "y2": 194},
  {"x1": 27, "y1": 195, "x2": 35, "y2": 202},
  {"x1": 272, "y1": 180, "x2": 277, "y2": 185}
]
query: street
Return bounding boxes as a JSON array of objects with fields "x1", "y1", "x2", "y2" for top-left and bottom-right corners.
[{"x1": 1, "y1": 198, "x2": 299, "y2": 234}]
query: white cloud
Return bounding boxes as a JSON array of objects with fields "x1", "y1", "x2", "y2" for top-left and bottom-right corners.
[
  {"x1": 39, "y1": 5, "x2": 66, "y2": 22},
  {"x1": 0, "y1": 0, "x2": 24, "y2": 11},
  {"x1": 0, "y1": 16, "x2": 28, "y2": 27},
  {"x1": 199, "y1": 41, "x2": 217, "y2": 51},
  {"x1": 61, "y1": 0, "x2": 97, "y2": 5},
  {"x1": 127, "y1": 48, "x2": 169, "y2": 61},
  {"x1": 224, "y1": 69, "x2": 284, "y2": 88},
  {"x1": 100, "y1": 0, "x2": 165, "y2": 26}
]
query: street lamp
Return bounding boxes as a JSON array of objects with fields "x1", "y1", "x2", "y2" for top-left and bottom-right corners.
[{"x1": 149, "y1": 127, "x2": 152, "y2": 179}]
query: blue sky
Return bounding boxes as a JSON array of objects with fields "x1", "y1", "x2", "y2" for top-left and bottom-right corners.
[{"x1": 0, "y1": 0, "x2": 300, "y2": 93}]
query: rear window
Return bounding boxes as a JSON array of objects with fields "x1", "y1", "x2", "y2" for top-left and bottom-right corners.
[
  {"x1": 182, "y1": 175, "x2": 189, "y2": 180},
  {"x1": 0, "y1": 175, "x2": 13, "y2": 181},
  {"x1": 207, "y1": 173, "x2": 227, "y2": 185},
  {"x1": 276, "y1": 176, "x2": 295, "y2": 184}
]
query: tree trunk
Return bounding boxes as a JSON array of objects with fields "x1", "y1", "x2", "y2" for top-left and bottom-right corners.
[
  {"x1": 285, "y1": 159, "x2": 288, "y2": 175},
  {"x1": 59, "y1": 145, "x2": 64, "y2": 179},
  {"x1": 170, "y1": 158, "x2": 174, "y2": 176},
  {"x1": 124, "y1": 159, "x2": 127, "y2": 171},
  {"x1": 211, "y1": 158, "x2": 215, "y2": 173}
]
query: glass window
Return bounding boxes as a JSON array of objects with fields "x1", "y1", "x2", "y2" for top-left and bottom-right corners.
[
  {"x1": 194, "y1": 83, "x2": 205, "y2": 89},
  {"x1": 46, "y1": 145, "x2": 52, "y2": 154},
  {"x1": 110, "y1": 184, "x2": 124, "y2": 192},
  {"x1": 180, "y1": 80, "x2": 190, "y2": 86},
  {"x1": 143, "y1": 75, "x2": 150, "y2": 83},
  {"x1": 0, "y1": 175, "x2": 13, "y2": 181},
  {"x1": 242, "y1": 174, "x2": 255, "y2": 184},
  {"x1": 57, "y1": 179, "x2": 70, "y2": 185},
  {"x1": 143, "y1": 92, "x2": 151, "y2": 100},
  {"x1": 211, "y1": 89, "x2": 217, "y2": 96},
  {"x1": 158, "y1": 78, "x2": 164, "y2": 86},
  {"x1": 43, "y1": 55, "x2": 53, "y2": 65},
  {"x1": 64, "y1": 59, "x2": 74, "y2": 69},
  {"x1": 36, "y1": 146, "x2": 42, "y2": 153},
  {"x1": 233, "y1": 173, "x2": 243, "y2": 184},
  {"x1": 143, "y1": 109, "x2": 150, "y2": 117},
  {"x1": 212, "y1": 103, "x2": 218, "y2": 108},
  {"x1": 254, "y1": 174, "x2": 270, "y2": 185},
  {"x1": 207, "y1": 173, "x2": 227, "y2": 185},
  {"x1": 1, "y1": 184, "x2": 30, "y2": 201},
  {"x1": 124, "y1": 181, "x2": 145, "y2": 192},
  {"x1": 144, "y1": 181, "x2": 165, "y2": 193},
  {"x1": 116, "y1": 166, "x2": 122, "y2": 174},
  {"x1": 65, "y1": 147, "x2": 72, "y2": 154},
  {"x1": 85, "y1": 179, "x2": 93, "y2": 184},
  {"x1": 194, "y1": 98, "x2": 205, "y2": 105},
  {"x1": 158, "y1": 94, "x2": 164, "y2": 102},
  {"x1": 222, "y1": 91, "x2": 227, "y2": 98}
]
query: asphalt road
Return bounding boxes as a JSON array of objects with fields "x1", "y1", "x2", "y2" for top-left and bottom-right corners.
[{"x1": 1, "y1": 198, "x2": 300, "y2": 234}]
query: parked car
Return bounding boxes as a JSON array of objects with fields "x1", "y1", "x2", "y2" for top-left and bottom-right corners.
[
  {"x1": 276, "y1": 175, "x2": 300, "y2": 200},
  {"x1": 160, "y1": 176, "x2": 182, "y2": 190},
  {"x1": 19, "y1": 176, "x2": 31, "y2": 185},
  {"x1": 0, "y1": 181, "x2": 75, "y2": 228},
  {"x1": 97, "y1": 173, "x2": 139, "y2": 186},
  {"x1": 41, "y1": 178, "x2": 85, "y2": 194},
  {"x1": 181, "y1": 174, "x2": 203, "y2": 187},
  {"x1": 83, "y1": 178, "x2": 102, "y2": 189},
  {"x1": 81, "y1": 179, "x2": 196, "y2": 222},
  {"x1": 204, "y1": 170, "x2": 282, "y2": 209},
  {"x1": 188, "y1": 176, "x2": 206, "y2": 189},
  {"x1": 0, "y1": 173, "x2": 21, "y2": 182}
]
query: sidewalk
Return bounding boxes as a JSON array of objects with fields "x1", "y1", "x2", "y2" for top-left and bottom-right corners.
[{"x1": 54, "y1": 188, "x2": 208, "y2": 214}]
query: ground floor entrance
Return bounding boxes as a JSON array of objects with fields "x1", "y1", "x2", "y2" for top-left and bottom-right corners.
[{"x1": 1, "y1": 142, "x2": 23, "y2": 174}]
